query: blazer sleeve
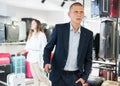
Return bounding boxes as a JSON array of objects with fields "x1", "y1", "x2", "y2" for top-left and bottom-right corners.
[
  {"x1": 43, "y1": 25, "x2": 57, "y2": 66},
  {"x1": 82, "y1": 32, "x2": 93, "y2": 81}
]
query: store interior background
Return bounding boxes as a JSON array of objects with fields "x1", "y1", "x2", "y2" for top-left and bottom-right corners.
[
  {"x1": 0, "y1": 0, "x2": 102, "y2": 53},
  {"x1": 0, "y1": 0, "x2": 120, "y2": 84},
  {"x1": 0, "y1": 0, "x2": 100, "y2": 34}
]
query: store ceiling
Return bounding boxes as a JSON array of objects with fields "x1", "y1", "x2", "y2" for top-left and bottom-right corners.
[{"x1": 0, "y1": 0, "x2": 83, "y2": 11}]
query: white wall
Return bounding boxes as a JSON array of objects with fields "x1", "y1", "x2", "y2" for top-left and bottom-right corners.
[
  {"x1": 0, "y1": 1, "x2": 101, "y2": 35},
  {"x1": 6, "y1": 5, "x2": 70, "y2": 26},
  {"x1": 83, "y1": 18, "x2": 101, "y2": 36},
  {"x1": 84, "y1": 0, "x2": 91, "y2": 18}
]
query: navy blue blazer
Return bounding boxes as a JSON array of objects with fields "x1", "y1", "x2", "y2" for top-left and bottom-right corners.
[{"x1": 43, "y1": 23, "x2": 93, "y2": 82}]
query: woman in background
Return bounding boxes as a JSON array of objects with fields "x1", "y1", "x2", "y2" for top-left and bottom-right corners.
[{"x1": 18, "y1": 19, "x2": 51, "y2": 86}]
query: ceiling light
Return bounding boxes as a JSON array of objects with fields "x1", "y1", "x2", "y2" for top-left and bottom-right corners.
[
  {"x1": 61, "y1": 1, "x2": 65, "y2": 7},
  {"x1": 41, "y1": 0, "x2": 46, "y2": 3}
]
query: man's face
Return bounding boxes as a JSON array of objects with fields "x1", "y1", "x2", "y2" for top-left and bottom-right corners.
[{"x1": 68, "y1": 5, "x2": 84, "y2": 25}]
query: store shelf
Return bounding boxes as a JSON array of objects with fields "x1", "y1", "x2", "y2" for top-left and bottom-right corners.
[{"x1": 0, "y1": 42, "x2": 26, "y2": 45}]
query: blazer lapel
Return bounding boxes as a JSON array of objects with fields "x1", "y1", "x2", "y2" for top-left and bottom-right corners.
[
  {"x1": 63, "y1": 23, "x2": 70, "y2": 58},
  {"x1": 78, "y1": 27, "x2": 86, "y2": 58}
]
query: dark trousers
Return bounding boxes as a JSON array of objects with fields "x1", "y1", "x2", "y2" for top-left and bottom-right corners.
[{"x1": 52, "y1": 70, "x2": 82, "y2": 86}]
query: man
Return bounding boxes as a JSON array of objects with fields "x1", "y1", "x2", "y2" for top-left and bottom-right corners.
[{"x1": 43, "y1": 2, "x2": 93, "y2": 86}]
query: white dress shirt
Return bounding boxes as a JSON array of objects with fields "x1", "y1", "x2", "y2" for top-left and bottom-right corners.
[{"x1": 64, "y1": 23, "x2": 81, "y2": 71}]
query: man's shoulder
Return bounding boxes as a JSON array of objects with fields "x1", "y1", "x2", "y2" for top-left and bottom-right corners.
[
  {"x1": 81, "y1": 26, "x2": 93, "y2": 34},
  {"x1": 54, "y1": 23, "x2": 70, "y2": 31},
  {"x1": 55, "y1": 22, "x2": 69, "y2": 27}
]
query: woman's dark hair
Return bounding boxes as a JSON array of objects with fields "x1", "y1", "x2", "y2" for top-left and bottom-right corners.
[
  {"x1": 28, "y1": 19, "x2": 44, "y2": 39},
  {"x1": 33, "y1": 19, "x2": 44, "y2": 32}
]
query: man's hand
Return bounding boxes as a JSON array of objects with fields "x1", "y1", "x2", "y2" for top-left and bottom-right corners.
[
  {"x1": 44, "y1": 64, "x2": 51, "y2": 73},
  {"x1": 82, "y1": 83, "x2": 89, "y2": 86},
  {"x1": 75, "y1": 78, "x2": 85, "y2": 85}
]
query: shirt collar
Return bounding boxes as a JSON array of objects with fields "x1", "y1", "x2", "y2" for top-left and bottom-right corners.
[{"x1": 70, "y1": 23, "x2": 81, "y2": 33}]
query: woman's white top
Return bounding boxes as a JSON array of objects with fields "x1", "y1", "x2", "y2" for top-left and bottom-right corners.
[{"x1": 25, "y1": 32, "x2": 47, "y2": 69}]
